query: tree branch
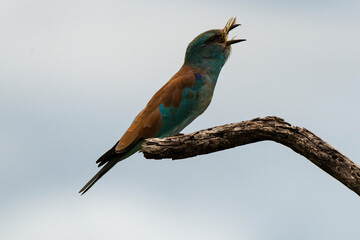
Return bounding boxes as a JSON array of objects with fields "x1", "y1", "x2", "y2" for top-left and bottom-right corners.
[{"x1": 141, "y1": 116, "x2": 360, "y2": 196}]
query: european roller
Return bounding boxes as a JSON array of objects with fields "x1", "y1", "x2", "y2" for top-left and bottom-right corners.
[{"x1": 79, "y1": 17, "x2": 245, "y2": 194}]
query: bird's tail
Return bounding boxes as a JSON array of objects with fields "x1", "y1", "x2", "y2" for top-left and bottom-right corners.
[
  {"x1": 79, "y1": 160, "x2": 118, "y2": 195},
  {"x1": 79, "y1": 140, "x2": 144, "y2": 195}
]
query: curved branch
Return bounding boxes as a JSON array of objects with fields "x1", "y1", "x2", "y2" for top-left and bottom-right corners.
[{"x1": 141, "y1": 116, "x2": 360, "y2": 196}]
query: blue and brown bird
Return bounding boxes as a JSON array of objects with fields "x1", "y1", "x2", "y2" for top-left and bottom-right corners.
[{"x1": 79, "y1": 17, "x2": 245, "y2": 194}]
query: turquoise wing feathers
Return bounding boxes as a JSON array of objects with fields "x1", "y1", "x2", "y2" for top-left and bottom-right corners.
[{"x1": 156, "y1": 73, "x2": 204, "y2": 137}]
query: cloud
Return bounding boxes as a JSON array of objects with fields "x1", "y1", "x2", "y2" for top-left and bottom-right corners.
[{"x1": 1, "y1": 190, "x2": 251, "y2": 240}]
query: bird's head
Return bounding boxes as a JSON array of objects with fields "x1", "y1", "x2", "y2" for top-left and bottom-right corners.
[{"x1": 184, "y1": 17, "x2": 245, "y2": 73}]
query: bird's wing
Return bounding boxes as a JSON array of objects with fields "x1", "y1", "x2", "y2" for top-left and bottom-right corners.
[{"x1": 117, "y1": 65, "x2": 196, "y2": 150}]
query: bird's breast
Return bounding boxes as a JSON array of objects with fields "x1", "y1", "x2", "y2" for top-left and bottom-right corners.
[{"x1": 194, "y1": 76, "x2": 214, "y2": 114}]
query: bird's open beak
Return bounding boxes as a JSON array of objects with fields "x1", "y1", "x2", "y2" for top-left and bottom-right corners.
[
  {"x1": 223, "y1": 17, "x2": 246, "y2": 46},
  {"x1": 226, "y1": 38, "x2": 246, "y2": 46}
]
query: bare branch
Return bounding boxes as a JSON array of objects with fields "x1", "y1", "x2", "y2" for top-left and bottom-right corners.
[{"x1": 141, "y1": 116, "x2": 360, "y2": 196}]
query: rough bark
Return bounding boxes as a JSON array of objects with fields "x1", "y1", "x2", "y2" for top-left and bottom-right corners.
[{"x1": 141, "y1": 116, "x2": 360, "y2": 196}]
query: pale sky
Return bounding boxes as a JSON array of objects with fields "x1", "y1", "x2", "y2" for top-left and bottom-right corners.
[{"x1": 1, "y1": 1, "x2": 360, "y2": 239}]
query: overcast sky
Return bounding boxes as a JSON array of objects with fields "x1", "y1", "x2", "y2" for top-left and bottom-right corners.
[{"x1": 1, "y1": 0, "x2": 360, "y2": 239}]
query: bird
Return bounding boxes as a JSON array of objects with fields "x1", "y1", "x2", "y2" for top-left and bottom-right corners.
[{"x1": 79, "y1": 17, "x2": 245, "y2": 194}]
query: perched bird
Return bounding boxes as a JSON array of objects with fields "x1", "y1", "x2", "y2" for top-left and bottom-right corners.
[{"x1": 79, "y1": 17, "x2": 245, "y2": 194}]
